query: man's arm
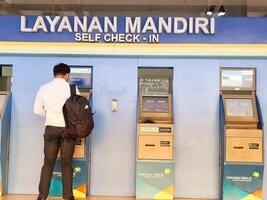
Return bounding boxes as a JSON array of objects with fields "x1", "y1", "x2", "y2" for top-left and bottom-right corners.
[{"x1": 33, "y1": 87, "x2": 46, "y2": 116}]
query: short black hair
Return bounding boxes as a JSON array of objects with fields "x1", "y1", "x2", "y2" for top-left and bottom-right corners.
[{"x1": 53, "y1": 63, "x2": 70, "y2": 75}]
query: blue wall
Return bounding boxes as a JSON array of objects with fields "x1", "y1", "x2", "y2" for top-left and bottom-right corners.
[{"x1": 0, "y1": 55, "x2": 266, "y2": 199}]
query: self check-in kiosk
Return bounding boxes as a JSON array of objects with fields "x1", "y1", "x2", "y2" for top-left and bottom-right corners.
[
  {"x1": 136, "y1": 68, "x2": 174, "y2": 200},
  {"x1": 219, "y1": 68, "x2": 264, "y2": 200},
  {"x1": 0, "y1": 65, "x2": 12, "y2": 195},
  {"x1": 49, "y1": 66, "x2": 93, "y2": 199}
]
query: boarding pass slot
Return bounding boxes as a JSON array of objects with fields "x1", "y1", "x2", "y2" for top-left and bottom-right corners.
[{"x1": 145, "y1": 144, "x2": 155, "y2": 147}]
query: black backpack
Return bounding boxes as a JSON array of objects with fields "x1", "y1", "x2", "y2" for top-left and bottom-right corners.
[{"x1": 63, "y1": 85, "x2": 94, "y2": 138}]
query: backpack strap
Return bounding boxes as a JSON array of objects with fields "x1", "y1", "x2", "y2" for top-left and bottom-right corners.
[{"x1": 70, "y1": 84, "x2": 76, "y2": 96}]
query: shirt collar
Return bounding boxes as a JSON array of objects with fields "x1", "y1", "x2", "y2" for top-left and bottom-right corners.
[{"x1": 53, "y1": 78, "x2": 68, "y2": 83}]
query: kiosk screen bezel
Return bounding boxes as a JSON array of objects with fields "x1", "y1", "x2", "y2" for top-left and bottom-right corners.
[
  {"x1": 222, "y1": 94, "x2": 258, "y2": 124},
  {"x1": 225, "y1": 98, "x2": 254, "y2": 117},
  {"x1": 220, "y1": 68, "x2": 256, "y2": 91},
  {"x1": 139, "y1": 94, "x2": 172, "y2": 123}
]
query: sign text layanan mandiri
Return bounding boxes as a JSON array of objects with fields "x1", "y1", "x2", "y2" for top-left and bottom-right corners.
[{"x1": 21, "y1": 16, "x2": 215, "y2": 43}]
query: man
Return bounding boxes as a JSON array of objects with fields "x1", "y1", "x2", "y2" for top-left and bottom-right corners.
[{"x1": 34, "y1": 63, "x2": 78, "y2": 200}]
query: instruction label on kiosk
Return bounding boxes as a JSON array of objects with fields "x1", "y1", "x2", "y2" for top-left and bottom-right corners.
[
  {"x1": 139, "y1": 78, "x2": 169, "y2": 95},
  {"x1": 139, "y1": 126, "x2": 172, "y2": 133}
]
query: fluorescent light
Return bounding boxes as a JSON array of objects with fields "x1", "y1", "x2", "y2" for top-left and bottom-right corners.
[
  {"x1": 218, "y1": 5, "x2": 226, "y2": 16},
  {"x1": 206, "y1": 5, "x2": 215, "y2": 16},
  {"x1": 207, "y1": 11, "x2": 213, "y2": 16}
]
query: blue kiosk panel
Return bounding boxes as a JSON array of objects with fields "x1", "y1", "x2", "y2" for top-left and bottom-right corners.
[{"x1": 0, "y1": 92, "x2": 11, "y2": 195}]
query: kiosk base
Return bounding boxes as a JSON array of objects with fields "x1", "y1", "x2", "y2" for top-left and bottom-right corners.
[
  {"x1": 221, "y1": 164, "x2": 263, "y2": 200},
  {"x1": 49, "y1": 160, "x2": 88, "y2": 199},
  {"x1": 136, "y1": 161, "x2": 174, "y2": 200}
]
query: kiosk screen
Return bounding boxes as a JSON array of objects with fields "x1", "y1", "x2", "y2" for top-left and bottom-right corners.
[
  {"x1": 69, "y1": 67, "x2": 92, "y2": 89},
  {"x1": 142, "y1": 96, "x2": 169, "y2": 113},
  {"x1": 225, "y1": 98, "x2": 254, "y2": 117},
  {"x1": 221, "y1": 69, "x2": 254, "y2": 89}
]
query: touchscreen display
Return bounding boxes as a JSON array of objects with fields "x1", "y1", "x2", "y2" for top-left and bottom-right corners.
[
  {"x1": 142, "y1": 96, "x2": 169, "y2": 113},
  {"x1": 69, "y1": 67, "x2": 92, "y2": 89},
  {"x1": 226, "y1": 98, "x2": 254, "y2": 117}
]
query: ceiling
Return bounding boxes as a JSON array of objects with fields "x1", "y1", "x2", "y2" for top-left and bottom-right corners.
[{"x1": 0, "y1": 0, "x2": 266, "y2": 17}]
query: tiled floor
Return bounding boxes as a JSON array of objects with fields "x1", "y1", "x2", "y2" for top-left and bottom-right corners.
[{"x1": 0, "y1": 195, "x2": 214, "y2": 200}]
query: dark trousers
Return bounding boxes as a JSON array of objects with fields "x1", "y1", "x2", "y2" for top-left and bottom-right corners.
[{"x1": 38, "y1": 126, "x2": 76, "y2": 200}]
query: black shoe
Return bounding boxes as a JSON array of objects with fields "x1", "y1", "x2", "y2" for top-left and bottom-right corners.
[{"x1": 36, "y1": 195, "x2": 46, "y2": 200}]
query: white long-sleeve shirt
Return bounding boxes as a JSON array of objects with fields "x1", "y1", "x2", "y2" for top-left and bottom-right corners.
[{"x1": 33, "y1": 78, "x2": 79, "y2": 127}]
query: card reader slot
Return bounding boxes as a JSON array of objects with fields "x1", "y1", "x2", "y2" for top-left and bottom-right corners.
[
  {"x1": 233, "y1": 146, "x2": 244, "y2": 149},
  {"x1": 145, "y1": 144, "x2": 155, "y2": 147}
]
